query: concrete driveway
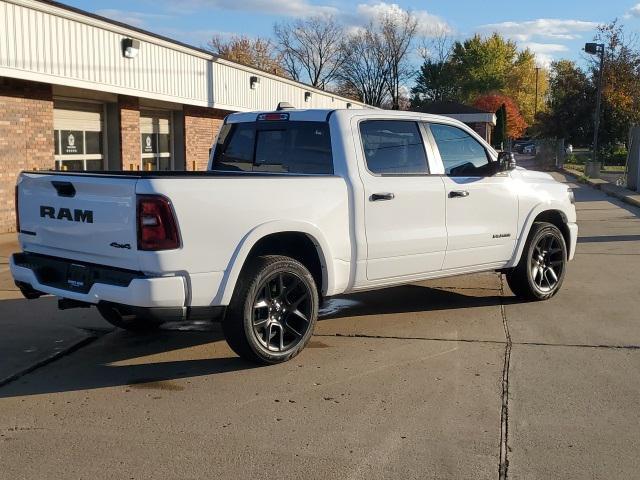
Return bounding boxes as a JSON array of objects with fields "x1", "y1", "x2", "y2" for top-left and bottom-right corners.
[{"x1": 1, "y1": 172, "x2": 639, "y2": 480}]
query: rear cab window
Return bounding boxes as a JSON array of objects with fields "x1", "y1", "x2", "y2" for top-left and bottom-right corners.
[
  {"x1": 359, "y1": 120, "x2": 429, "y2": 175},
  {"x1": 212, "y1": 120, "x2": 333, "y2": 174}
]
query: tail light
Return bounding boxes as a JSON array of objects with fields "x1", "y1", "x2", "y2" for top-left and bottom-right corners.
[
  {"x1": 137, "y1": 195, "x2": 180, "y2": 251},
  {"x1": 15, "y1": 185, "x2": 20, "y2": 232}
]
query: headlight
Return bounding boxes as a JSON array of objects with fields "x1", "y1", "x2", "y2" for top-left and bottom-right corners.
[{"x1": 568, "y1": 188, "x2": 575, "y2": 205}]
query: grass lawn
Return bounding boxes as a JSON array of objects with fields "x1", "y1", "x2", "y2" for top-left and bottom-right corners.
[{"x1": 564, "y1": 164, "x2": 626, "y2": 173}]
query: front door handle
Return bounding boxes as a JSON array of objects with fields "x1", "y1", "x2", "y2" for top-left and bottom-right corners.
[
  {"x1": 448, "y1": 190, "x2": 469, "y2": 198},
  {"x1": 370, "y1": 192, "x2": 395, "y2": 201}
]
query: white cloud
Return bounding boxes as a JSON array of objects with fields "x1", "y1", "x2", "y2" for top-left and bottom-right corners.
[
  {"x1": 354, "y1": 2, "x2": 452, "y2": 36},
  {"x1": 478, "y1": 18, "x2": 598, "y2": 42},
  {"x1": 521, "y1": 42, "x2": 569, "y2": 67},
  {"x1": 626, "y1": 3, "x2": 640, "y2": 17}
]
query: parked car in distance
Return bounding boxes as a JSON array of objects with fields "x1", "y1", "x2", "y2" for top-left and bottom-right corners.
[
  {"x1": 523, "y1": 143, "x2": 537, "y2": 155},
  {"x1": 11, "y1": 107, "x2": 578, "y2": 364}
]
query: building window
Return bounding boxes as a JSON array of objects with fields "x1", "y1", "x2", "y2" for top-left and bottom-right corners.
[
  {"x1": 53, "y1": 101, "x2": 105, "y2": 171},
  {"x1": 140, "y1": 111, "x2": 172, "y2": 171}
]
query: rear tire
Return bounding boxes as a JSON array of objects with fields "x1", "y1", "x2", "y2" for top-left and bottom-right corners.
[
  {"x1": 506, "y1": 221, "x2": 567, "y2": 301},
  {"x1": 223, "y1": 255, "x2": 319, "y2": 364},
  {"x1": 97, "y1": 304, "x2": 164, "y2": 332}
]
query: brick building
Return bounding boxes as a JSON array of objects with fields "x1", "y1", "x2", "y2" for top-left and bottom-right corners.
[{"x1": 0, "y1": 0, "x2": 370, "y2": 232}]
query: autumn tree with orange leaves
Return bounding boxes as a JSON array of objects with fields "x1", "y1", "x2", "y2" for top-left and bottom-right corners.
[{"x1": 473, "y1": 94, "x2": 527, "y2": 139}]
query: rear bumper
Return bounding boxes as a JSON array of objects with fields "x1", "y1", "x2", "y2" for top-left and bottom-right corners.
[
  {"x1": 568, "y1": 222, "x2": 578, "y2": 261},
  {"x1": 10, "y1": 253, "x2": 186, "y2": 308}
]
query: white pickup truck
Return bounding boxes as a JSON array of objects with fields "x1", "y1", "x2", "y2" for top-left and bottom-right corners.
[{"x1": 11, "y1": 107, "x2": 577, "y2": 364}]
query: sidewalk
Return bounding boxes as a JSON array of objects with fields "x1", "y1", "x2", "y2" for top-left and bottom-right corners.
[{"x1": 561, "y1": 166, "x2": 640, "y2": 208}]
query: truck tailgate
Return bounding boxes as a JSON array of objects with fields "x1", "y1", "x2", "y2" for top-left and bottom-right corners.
[{"x1": 17, "y1": 173, "x2": 140, "y2": 270}]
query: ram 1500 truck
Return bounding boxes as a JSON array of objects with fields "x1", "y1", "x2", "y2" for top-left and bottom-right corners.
[{"x1": 11, "y1": 108, "x2": 578, "y2": 364}]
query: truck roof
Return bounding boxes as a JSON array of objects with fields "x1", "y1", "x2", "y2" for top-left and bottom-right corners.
[{"x1": 225, "y1": 108, "x2": 468, "y2": 126}]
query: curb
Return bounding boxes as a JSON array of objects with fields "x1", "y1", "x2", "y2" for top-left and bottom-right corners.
[{"x1": 560, "y1": 168, "x2": 640, "y2": 209}]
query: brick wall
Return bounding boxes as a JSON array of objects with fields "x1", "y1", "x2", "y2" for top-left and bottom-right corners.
[
  {"x1": 184, "y1": 106, "x2": 227, "y2": 171},
  {"x1": 118, "y1": 95, "x2": 140, "y2": 171},
  {"x1": 0, "y1": 79, "x2": 54, "y2": 233}
]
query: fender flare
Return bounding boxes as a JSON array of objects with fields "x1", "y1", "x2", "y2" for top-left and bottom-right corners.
[
  {"x1": 508, "y1": 202, "x2": 570, "y2": 268},
  {"x1": 214, "y1": 221, "x2": 336, "y2": 305}
]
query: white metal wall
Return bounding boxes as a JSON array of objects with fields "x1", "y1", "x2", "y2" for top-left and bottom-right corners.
[
  {"x1": 0, "y1": 0, "x2": 371, "y2": 111},
  {"x1": 213, "y1": 61, "x2": 357, "y2": 111}
]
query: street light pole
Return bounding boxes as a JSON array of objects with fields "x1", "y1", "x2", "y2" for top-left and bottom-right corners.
[
  {"x1": 592, "y1": 47, "x2": 605, "y2": 163},
  {"x1": 534, "y1": 67, "x2": 540, "y2": 117},
  {"x1": 585, "y1": 42, "x2": 606, "y2": 177}
]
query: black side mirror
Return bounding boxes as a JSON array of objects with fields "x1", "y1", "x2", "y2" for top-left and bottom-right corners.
[{"x1": 497, "y1": 151, "x2": 517, "y2": 172}]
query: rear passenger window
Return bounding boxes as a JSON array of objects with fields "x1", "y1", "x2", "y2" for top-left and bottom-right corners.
[
  {"x1": 360, "y1": 120, "x2": 428, "y2": 175},
  {"x1": 212, "y1": 121, "x2": 333, "y2": 174}
]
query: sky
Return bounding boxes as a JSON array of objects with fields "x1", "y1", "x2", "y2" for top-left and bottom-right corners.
[{"x1": 64, "y1": 0, "x2": 640, "y2": 67}]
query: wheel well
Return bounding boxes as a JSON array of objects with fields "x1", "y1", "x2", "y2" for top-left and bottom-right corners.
[
  {"x1": 244, "y1": 232, "x2": 325, "y2": 296},
  {"x1": 533, "y1": 210, "x2": 571, "y2": 256}
]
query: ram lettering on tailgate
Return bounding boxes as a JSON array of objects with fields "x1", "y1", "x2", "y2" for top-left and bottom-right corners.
[{"x1": 40, "y1": 206, "x2": 94, "y2": 223}]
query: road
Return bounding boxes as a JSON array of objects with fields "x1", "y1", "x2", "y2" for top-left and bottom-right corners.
[{"x1": 1, "y1": 168, "x2": 639, "y2": 479}]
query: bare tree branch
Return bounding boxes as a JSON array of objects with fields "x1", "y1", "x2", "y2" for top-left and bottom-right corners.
[
  {"x1": 206, "y1": 34, "x2": 285, "y2": 75},
  {"x1": 274, "y1": 16, "x2": 346, "y2": 89}
]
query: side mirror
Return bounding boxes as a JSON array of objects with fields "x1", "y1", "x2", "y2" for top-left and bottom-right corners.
[{"x1": 497, "y1": 151, "x2": 517, "y2": 172}]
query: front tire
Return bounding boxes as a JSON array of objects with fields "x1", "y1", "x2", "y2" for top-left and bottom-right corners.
[
  {"x1": 223, "y1": 255, "x2": 319, "y2": 364},
  {"x1": 506, "y1": 222, "x2": 567, "y2": 301}
]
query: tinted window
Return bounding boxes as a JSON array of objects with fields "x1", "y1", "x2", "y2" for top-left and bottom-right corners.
[
  {"x1": 429, "y1": 124, "x2": 492, "y2": 177},
  {"x1": 212, "y1": 121, "x2": 333, "y2": 174},
  {"x1": 360, "y1": 121, "x2": 428, "y2": 175},
  {"x1": 213, "y1": 123, "x2": 255, "y2": 172}
]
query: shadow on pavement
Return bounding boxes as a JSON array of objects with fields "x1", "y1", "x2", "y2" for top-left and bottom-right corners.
[
  {"x1": 319, "y1": 283, "x2": 508, "y2": 321},
  {"x1": 578, "y1": 234, "x2": 640, "y2": 243},
  {"x1": 0, "y1": 296, "x2": 257, "y2": 398},
  {"x1": 0, "y1": 283, "x2": 511, "y2": 399}
]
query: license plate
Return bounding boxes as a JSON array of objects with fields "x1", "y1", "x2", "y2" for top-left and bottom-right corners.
[{"x1": 67, "y1": 263, "x2": 89, "y2": 291}]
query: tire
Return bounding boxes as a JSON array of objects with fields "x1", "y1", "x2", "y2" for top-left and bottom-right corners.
[
  {"x1": 223, "y1": 255, "x2": 319, "y2": 364},
  {"x1": 506, "y1": 222, "x2": 568, "y2": 301},
  {"x1": 97, "y1": 304, "x2": 164, "y2": 332}
]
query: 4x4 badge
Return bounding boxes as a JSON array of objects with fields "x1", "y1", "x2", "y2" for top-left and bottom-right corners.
[{"x1": 110, "y1": 242, "x2": 131, "y2": 249}]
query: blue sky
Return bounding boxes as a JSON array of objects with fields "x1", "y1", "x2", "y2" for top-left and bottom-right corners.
[{"x1": 65, "y1": 0, "x2": 640, "y2": 66}]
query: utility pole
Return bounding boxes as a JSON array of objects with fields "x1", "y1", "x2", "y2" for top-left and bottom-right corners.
[
  {"x1": 534, "y1": 67, "x2": 540, "y2": 117},
  {"x1": 585, "y1": 42, "x2": 606, "y2": 176}
]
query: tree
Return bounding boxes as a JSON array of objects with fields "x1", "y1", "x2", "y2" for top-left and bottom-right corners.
[
  {"x1": 593, "y1": 21, "x2": 640, "y2": 150},
  {"x1": 494, "y1": 104, "x2": 508, "y2": 149},
  {"x1": 337, "y1": 26, "x2": 391, "y2": 107},
  {"x1": 273, "y1": 16, "x2": 346, "y2": 88},
  {"x1": 379, "y1": 9, "x2": 418, "y2": 109},
  {"x1": 207, "y1": 35, "x2": 284, "y2": 75},
  {"x1": 536, "y1": 60, "x2": 593, "y2": 146},
  {"x1": 474, "y1": 93, "x2": 527, "y2": 139},
  {"x1": 411, "y1": 26, "x2": 458, "y2": 106},
  {"x1": 505, "y1": 50, "x2": 549, "y2": 125},
  {"x1": 410, "y1": 60, "x2": 460, "y2": 106},
  {"x1": 449, "y1": 33, "x2": 519, "y2": 103}
]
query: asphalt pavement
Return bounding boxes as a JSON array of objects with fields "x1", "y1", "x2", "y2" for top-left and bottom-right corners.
[{"x1": 1, "y1": 168, "x2": 639, "y2": 480}]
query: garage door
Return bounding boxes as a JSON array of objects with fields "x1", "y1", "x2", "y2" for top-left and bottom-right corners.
[
  {"x1": 140, "y1": 110, "x2": 172, "y2": 171},
  {"x1": 53, "y1": 101, "x2": 105, "y2": 171}
]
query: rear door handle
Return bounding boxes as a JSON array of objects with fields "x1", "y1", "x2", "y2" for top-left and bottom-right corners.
[
  {"x1": 448, "y1": 190, "x2": 469, "y2": 198},
  {"x1": 370, "y1": 192, "x2": 395, "y2": 201}
]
